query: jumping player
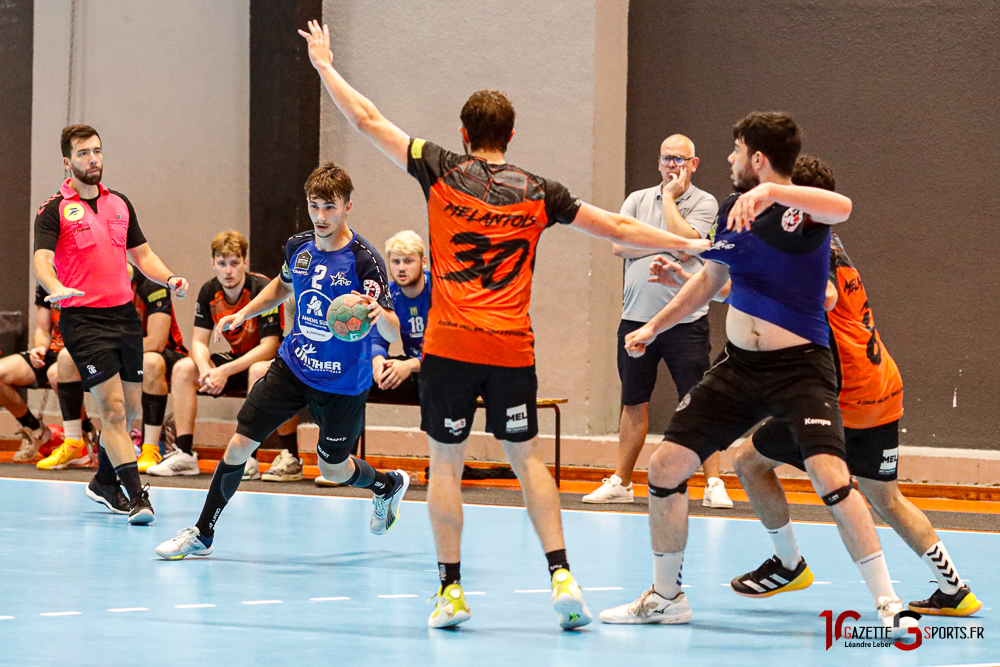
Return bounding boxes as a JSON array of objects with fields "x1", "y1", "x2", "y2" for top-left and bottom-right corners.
[
  {"x1": 33, "y1": 124, "x2": 189, "y2": 525},
  {"x1": 602, "y1": 113, "x2": 916, "y2": 638},
  {"x1": 154, "y1": 162, "x2": 409, "y2": 560},
  {"x1": 299, "y1": 20, "x2": 710, "y2": 629},
  {"x1": 729, "y1": 156, "x2": 981, "y2": 617}
]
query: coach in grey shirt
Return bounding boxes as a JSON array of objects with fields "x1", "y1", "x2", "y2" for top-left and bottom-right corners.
[{"x1": 584, "y1": 134, "x2": 731, "y2": 508}]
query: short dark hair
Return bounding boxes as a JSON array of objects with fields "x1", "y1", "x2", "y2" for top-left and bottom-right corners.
[
  {"x1": 732, "y1": 112, "x2": 800, "y2": 177},
  {"x1": 304, "y1": 162, "x2": 354, "y2": 203},
  {"x1": 61, "y1": 124, "x2": 100, "y2": 158},
  {"x1": 792, "y1": 155, "x2": 836, "y2": 192},
  {"x1": 460, "y1": 90, "x2": 516, "y2": 153}
]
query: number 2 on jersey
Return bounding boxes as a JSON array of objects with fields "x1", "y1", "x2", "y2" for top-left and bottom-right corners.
[{"x1": 311, "y1": 265, "x2": 327, "y2": 290}]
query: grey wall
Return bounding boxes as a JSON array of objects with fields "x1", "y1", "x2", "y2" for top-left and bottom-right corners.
[{"x1": 628, "y1": 0, "x2": 1000, "y2": 447}]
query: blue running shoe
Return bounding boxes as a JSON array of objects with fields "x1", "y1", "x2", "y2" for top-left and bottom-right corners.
[{"x1": 370, "y1": 469, "x2": 410, "y2": 535}]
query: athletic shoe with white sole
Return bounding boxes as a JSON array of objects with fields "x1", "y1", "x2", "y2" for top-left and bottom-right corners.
[
  {"x1": 36, "y1": 439, "x2": 91, "y2": 470},
  {"x1": 731, "y1": 556, "x2": 814, "y2": 598},
  {"x1": 877, "y1": 596, "x2": 919, "y2": 639},
  {"x1": 909, "y1": 585, "x2": 982, "y2": 617},
  {"x1": 551, "y1": 568, "x2": 592, "y2": 629},
  {"x1": 581, "y1": 474, "x2": 634, "y2": 504},
  {"x1": 702, "y1": 477, "x2": 734, "y2": 509},
  {"x1": 428, "y1": 583, "x2": 472, "y2": 628},
  {"x1": 370, "y1": 470, "x2": 410, "y2": 535},
  {"x1": 137, "y1": 444, "x2": 162, "y2": 473},
  {"x1": 155, "y1": 526, "x2": 214, "y2": 560},
  {"x1": 85, "y1": 475, "x2": 130, "y2": 514},
  {"x1": 147, "y1": 449, "x2": 200, "y2": 476},
  {"x1": 314, "y1": 475, "x2": 340, "y2": 488},
  {"x1": 13, "y1": 424, "x2": 51, "y2": 462},
  {"x1": 261, "y1": 449, "x2": 303, "y2": 482},
  {"x1": 127, "y1": 485, "x2": 155, "y2": 525},
  {"x1": 243, "y1": 456, "x2": 260, "y2": 481},
  {"x1": 600, "y1": 588, "x2": 692, "y2": 625}
]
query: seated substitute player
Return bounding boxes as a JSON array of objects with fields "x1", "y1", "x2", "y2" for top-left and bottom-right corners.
[
  {"x1": 147, "y1": 231, "x2": 297, "y2": 479},
  {"x1": 299, "y1": 20, "x2": 711, "y2": 630},
  {"x1": 728, "y1": 156, "x2": 981, "y2": 617},
  {"x1": 369, "y1": 230, "x2": 430, "y2": 405},
  {"x1": 154, "y1": 162, "x2": 409, "y2": 560},
  {"x1": 602, "y1": 113, "x2": 916, "y2": 638}
]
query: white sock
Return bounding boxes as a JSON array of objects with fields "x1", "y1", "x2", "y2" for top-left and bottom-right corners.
[
  {"x1": 652, "y1": 551, "x2": 684, "y2": 599},
  {"x1": 855, "y1": 550, "x2": 897, "y2": 605},
  {"x1": 921, "y1": 541, "x2": 962, "y2": 595},
  {"x1": 767, "y1": 522, "x2": 802, "y2": 570},
  {"x1": 144, "y1": 424, "x2": 163, "y2": 448},
  {"x1": 63, "y1": 419, "x2": 82, "y2": 441}
]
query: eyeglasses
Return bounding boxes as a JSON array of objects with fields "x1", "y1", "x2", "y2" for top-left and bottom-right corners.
[{"x1": 659, "y1": 155, "x2": 694, "y2": 167}]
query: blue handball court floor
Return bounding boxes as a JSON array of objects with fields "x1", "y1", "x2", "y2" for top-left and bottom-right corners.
[{"x1": 0, "y1": 477, "x2": 997, "y2": 667}]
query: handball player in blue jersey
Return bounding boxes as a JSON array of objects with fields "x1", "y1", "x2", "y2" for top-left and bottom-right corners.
[
  {"x1": 155, "y1": 163, "x2": 411, "y2": 560},
  {"x1": 602, "y1": 113, "x2": 916, "y2": 639}
]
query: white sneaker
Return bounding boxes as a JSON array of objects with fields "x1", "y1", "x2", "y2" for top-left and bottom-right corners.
[
  {"x1": 581, "y1": 474, "x2": 634, "y2": 504},
  {"x1": 703, "y1": 477, "x2": 733, "y2": 509},
  {"x1": 154, "y1": 526, "x2": 214, "y2": 560},
  {"x1": 261, "y1": 449, "x2": 303, "y2": 482},
  {"x1": 147, "y1": 449, "x2": 200, "y2": 476},
  {"x1": 13, "y1": 424, "x2": 51, "y2": 462},
  {"x1": 877, "y1": 596, "x2": 919, "y2": 639},
  {"x1": 314, "y1": 476, "x2": 340, "y2": 488},
  {"x1": 600, "y1": 588, "x2": 692, "y2": 624},
  {"x1": 243, "y1": 457, "x2": 260, "y2": 481}
]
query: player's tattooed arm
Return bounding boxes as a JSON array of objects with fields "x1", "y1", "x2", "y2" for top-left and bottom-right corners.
[{"x1": 299, "y1": 20, "x2": 410, "y2": 170}]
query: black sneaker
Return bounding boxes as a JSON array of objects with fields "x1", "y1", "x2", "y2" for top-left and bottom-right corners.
[
  {"x1": 128, "y1": 485, "x2": 155, "y2": 525},
  {"x1": 85, "y1": 475, "x2": 129, "y2": 515},
  {"x1": 909, "y1": 585, "x2": 982, "y2": 617},
  {"x1": 731, "y1": 555, "x2": 814, "y2": 598}
]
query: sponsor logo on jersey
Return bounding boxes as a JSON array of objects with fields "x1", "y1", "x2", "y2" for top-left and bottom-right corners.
[
  {"x1": 86, "y1": 364, "x2": 97, "y2": 375},
  {"x1": 281, "y1": 262, "x2": 292, "y2": 281},
  {"x1": 62, "y1": 202, "x2": 86, "y2": 222},
  {"x1": 293, "y1": 340, "x2": 341, "y2": 373},
  {"x1": 506, "y1": 404, "x2": 528, "y2": 434},
  {"x1": 364, "y1": 279, "x2": 381, "y2": 300},
  {"x1": 879, "y1": 447, "x2": 898, "y2": 474},
  {"x1": 330, "y1": 271, "x2": 352, "y2": 287},
  {"x1": 707, "y1": 239, "x2": 735, "y2": 251},
  {"x1": 148, "y1": 288, "x2": 168, "y2": 302},
  {"x1": 296, "y1": 289, "x2": 334, "y2": 341},
  {"x1": 294, "y1": 251, "x2": 312, "y2": 272},
  {"x1": 804, "y1": 417, "x2": 832, "y2": 426},
  {"x1": 781, "y1": 208, "x2": 805, "y2": 232},
  {"x1": 676, "y1": 393, "x2": 692, "y2": 411},
  {"x1": 409, "y1": 306, "x2": 419, "y2": 316},
  {"x1": 444, "y1": 417, "x2": 466, "y2": 436}
]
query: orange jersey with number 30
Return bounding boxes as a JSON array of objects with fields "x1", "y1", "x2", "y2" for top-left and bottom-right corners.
[{"x1": 828, "y1": 235, "x2": 903, "y2": 429}]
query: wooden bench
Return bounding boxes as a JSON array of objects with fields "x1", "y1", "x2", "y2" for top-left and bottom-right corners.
[{"x1": 359, "y1": 397, "x2": 569, "y2": 486}]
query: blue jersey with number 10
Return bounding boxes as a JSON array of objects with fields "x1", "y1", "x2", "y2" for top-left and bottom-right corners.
[{"x1": 278, "y1": 230, "x2": 394, "y2": 395}]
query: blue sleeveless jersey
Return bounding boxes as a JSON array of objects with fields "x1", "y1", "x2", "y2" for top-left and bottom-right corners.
[
  {"x1": 702, "y1": 194, "x2": 831, "y2": 347},
  {"x1": 371, "y1": 271, "x2": 431, "y2": 360},
  {"x1": 278, "y1": 231, "x2": 394, "y2": 395}
]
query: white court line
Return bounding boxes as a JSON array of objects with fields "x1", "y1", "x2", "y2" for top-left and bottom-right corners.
[
  {"x1": 107, "y1": 607, "x2": 148, "y2": 613},
  {"x1": 583, "y1": 587, "x2": 623, "y2": 591},
  {"x1": 378, "y1": 594, "x2": 418, "y2": 599},
  {"x1": 242, "y1": 600, "x2": 282, "y2": 605},
  {"x1": 0, "y1": 616, "x2": 14, "y2": 620},
  {"x1": 514, "y1": 589, "x2": 549, "y2": 594},
  {"x1": 918, "y1": 664, "x2": 1000, "y2": 667},
  {"x1": 175, "y1": 604, "x2": 216, "y2": 609},
  {"x1": 40, "y1": 611, "x2": 81, "y2": 617},
  {"x1": 310, "y1": 597, "x2": 350, "y2": 602},
  {"x1": 464, "y1": 591, "x2": 486, "y2": 596}
]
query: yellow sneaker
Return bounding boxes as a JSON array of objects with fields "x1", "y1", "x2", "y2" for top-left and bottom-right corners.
[
  {"x1": 137, "y1": 444, "x2": 162, "y2": 473},
  {"x1": 37, "y1": 439, "x2": 91, "y2": 470},
  {"x1": 428, "y1": 583, "x2": 472, "y2": 628},
  {"x1": 551, "y1": 568, "x2": 593, "y2": 629}
]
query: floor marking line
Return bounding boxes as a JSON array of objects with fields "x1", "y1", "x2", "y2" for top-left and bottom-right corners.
[
  {"x1": 378, "y1": 594, "x2": 418, "y2": 599},
  {"x1": 464, "y1": 591, "x2": 487, "y2": 595},
  {"x1": 514, "y1": 589, "x2": 550, "y2": 594},
  {"x1": 0, "y1": 616, "x2": 14, "y2": 620},
  {"x1": 583, "y1": 587, "x2": 623, "y2": 591},
  {"x1": 40, "y1": 611, "x2": 81, "y2": 617},
  {"x1": 175, "y1": 604, "x2": 216, "y2": 609},
  {"x1": 310, "y1": 597, "x2": 350, "y2": 601},
  {"x1": 107, "y1": 607, "x2": 148, "y2": 613},
  {"x1": 242, "y1": 600, "x2": 282, "y2": 605}
]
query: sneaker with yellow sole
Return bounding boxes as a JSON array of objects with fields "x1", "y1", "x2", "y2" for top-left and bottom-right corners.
[
  {"x1": 137, "y1": 444, "x2": 162, "y2": 473},
  {"x1": 428, "y1": 583, "x2": 472, "y2": 628},
  {"x1": 909, "y1": 585, "x2": 982, "y2": 617},
  {"x1": 551, "y1": 568, "x2": 592, "y2": 629},
  {"x1": 37, "y1": 439, "x2": 91, "y2": 470},
  {"x1": 730, "y1": 556, "x2": 814, "y2": 598}
]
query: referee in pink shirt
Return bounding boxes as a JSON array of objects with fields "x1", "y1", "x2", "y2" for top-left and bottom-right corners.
[{"x1": 33, "y1": 125, "x2": 189, "y2": 524}]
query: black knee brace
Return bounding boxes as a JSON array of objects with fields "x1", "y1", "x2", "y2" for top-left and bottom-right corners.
[
  {"x1": 822, "y1": 483, "x2": 855, "y2": 507},
  {"x1": 648, "y1": 480, "x2": 688, "y2": 498}
]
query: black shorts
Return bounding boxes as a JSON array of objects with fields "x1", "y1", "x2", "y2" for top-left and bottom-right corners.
[
  {"x1": 18, "y1": 349, "x2": 59, "y2": 389},
  {"x1": 199, "y1": 352, "x2": 250, "y2": 397},
  {"x1": 59, "y1": 303, "x2": 144, "y2": 390},
  {"x1": 368, "y1": 356, "x2": 420, "y2": 406},
  {"x1": 754, "y1": 418, "x2": 899, "y2": 481},
  {"x1": 151, "y1": 347, "x2": 186, "y2": 385},
  {"x1": 236, "y1": 356, "x2": 367, "y2": 464},
  {"x1": 664, "y1": 343, "x2": 846, "y2": 464},
  {"x1": 617, "y1": 317, "x2": 711, "y2": 406},
  {"x1": 420, "y1": 353, "x2": 537, "y2": 444}
]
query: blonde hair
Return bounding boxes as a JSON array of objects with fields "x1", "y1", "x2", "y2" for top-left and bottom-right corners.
[
  {"x1": 384, "y1": 230, "x2": 425, "y2": 258},
  {"x1": 211, "y1": 230, "x2": 248, "y2": 260}
]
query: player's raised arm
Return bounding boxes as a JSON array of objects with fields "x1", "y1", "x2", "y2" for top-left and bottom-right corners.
[
  {"x1": 571, "y1": 202, "x2": 711, "y2": 254},
  {"x1": 728, "y1": 182, "x2": 852, "y2": 231},
  {"x1": 299, "y1": 20, "x2": 410, "y2": 170}
]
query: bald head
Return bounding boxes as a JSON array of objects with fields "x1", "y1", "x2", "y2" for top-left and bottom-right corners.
[
  {"x1": 661, "y1": 134, "x2": 695, "y2": 158},
  {"x1": 658, "y1": 134, "x2": 700, "y2": 188}
]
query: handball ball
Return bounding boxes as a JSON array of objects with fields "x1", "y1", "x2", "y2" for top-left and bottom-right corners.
[
  {"x1": 326, "y1": 293, "x2": 373, "y2": 342},
  {"x1": 41, "y1": 424, "x2": 64, "y2": 456}
]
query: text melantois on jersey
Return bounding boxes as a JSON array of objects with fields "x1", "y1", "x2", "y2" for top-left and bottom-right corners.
[{"x1": 443, "y1": 201, "x2": 538, "y2": 229}]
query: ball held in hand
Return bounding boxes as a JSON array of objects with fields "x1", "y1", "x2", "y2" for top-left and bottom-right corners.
[{"x1": 326, "y1": 293, "x2": 374, "y2": 342}]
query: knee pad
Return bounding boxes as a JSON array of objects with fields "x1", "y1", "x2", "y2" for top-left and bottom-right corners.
[
  {"x1": 648, "y1": 480, "x2": 688, "y2": 498},
  {"x1": 316, "y1": 440, "x2": 351, "y2": 465},
  {"x1": 822, "y1": 483, "x2": 855, "y2": 507}
]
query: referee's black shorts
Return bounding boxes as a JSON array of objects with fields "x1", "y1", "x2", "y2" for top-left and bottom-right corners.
[{"x1": 59, "y1": 303, "x2": 144, "y2": 390}]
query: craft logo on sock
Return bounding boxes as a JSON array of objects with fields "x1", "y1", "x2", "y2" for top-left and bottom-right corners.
[
  {"x1": 506, "y1": 405, "x2": 528, "y2": 433},
  {"x1": 879, "y1": 447, "x2": 898, "y2": 474},
  {"x1": 444, "y1": 418, "x2": 466, "y2": 436}
]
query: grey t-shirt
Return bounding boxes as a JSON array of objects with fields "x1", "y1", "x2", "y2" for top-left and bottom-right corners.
[{"x1": 621, "y1": 183, "x2": 719, "y2": 323}]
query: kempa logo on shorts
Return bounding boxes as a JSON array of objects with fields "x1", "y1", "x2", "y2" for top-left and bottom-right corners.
[
  {"x1": 506, "y1": 404, "x2": 528, "y2": 434},
  {"x1": 880, "y1": 447, "x2": 899, "y2": 474},
  {"x1": 86, "y1": 365, "x2": 97, "y2": 375},
  {"x1": 804, "y1": 417, "x2": 832, "y2": 426},
  {"x1": 444, "y1": 418, "x2": 466, "y2": 436}
]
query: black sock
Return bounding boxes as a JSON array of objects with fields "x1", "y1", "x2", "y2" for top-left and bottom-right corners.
[
  {"x1": 279, "y1": 432, "x2": 298, "y2": 459},
  {"x1": 250, "y1": 445, "x2": 261, "y2": 460},
  {"x1": 546, "y1": 549, "x2": 570, "y2": 576},
  {"x1": 96, "y1": 445, "x2": 117, "y2": 485},
  {"x1": 175, "y1": 434, "x2": 194, "y2": 455},
  {"x1": 142, "y1": 392, "x2": 168, "y2": 428},
  {"x1": 439, "y1": 562, "x2": 461, "y2": 588},
  {"x1": 82, "y1": 418, "x2": 95, "y2": 434},
  {"x1": 15, "y1": 410, "x2": 41, "y2": 431},
  {"x1": 115, "y1": 462, "x2": 143, "y2": 501},
  {"x1": 196, "y1": 460, "x2": 245, "y2": 538},
  {"x1": 344, "y1": 456, "x2": 393, "y2": 496},
  {"x1": 58, "y1": 382, "x2": 84, "y2": 422}
]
